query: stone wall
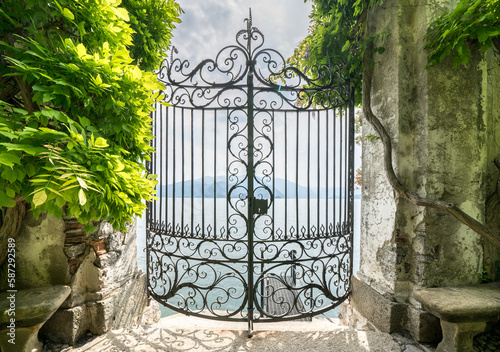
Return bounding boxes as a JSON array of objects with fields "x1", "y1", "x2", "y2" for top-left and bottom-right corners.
[
  {"x1": 340, "y1": 0, "x2": 500, "y2": 342},
  {"x1": 14, "y1": 211, "x2": 159, "y2": 344}
]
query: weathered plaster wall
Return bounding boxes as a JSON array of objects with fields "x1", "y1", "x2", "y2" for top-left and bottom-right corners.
[
  {"x1": 344, "y1": 0, "x2": 500, "y2": 342},
  {"x1": 484, "y1": 48, "x2": 500, "y2": 280},
  {"x1": 14, "y1": 212, "x2": 159, "y2": 344}
]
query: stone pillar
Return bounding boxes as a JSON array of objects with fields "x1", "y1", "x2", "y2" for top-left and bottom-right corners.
[
  {"x1": 14, "y1": 212, "x2": 159, "y2": 344},
  {"x1": 340, "y1": 0, "x2": 500, "y2": 342}
]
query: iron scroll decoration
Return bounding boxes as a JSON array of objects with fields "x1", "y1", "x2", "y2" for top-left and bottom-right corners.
[{"x1": 147, "y1": 10, "x2": 355, "y2": 336}]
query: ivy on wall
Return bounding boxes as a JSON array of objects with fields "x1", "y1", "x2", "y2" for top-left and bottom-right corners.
[
  {"x1": 426, "y1": 0, "x2": 500, "y2": 67},
  {"x1": 289, "y1": 0, "x2": 500, "y2": 247}
]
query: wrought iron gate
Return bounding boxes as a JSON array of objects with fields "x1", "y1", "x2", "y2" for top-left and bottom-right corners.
[{"x1": 146, "y1": 12, "x2": 354, "y2": 335}]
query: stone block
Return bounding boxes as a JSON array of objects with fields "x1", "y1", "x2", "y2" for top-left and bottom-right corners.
[
  {"x1": 40, "y1": 305, "x2": 88, "y2": 345},
  {"x1": 437, "y1": 321, "x2": 487, "y2": 352},
  {"x1": 406, "y1": 304, "x2": 442, "y2": 343},
  {"x1": 338, "y1": 299, "x2": 378, "y2": 332},
  {"x1": 0, "y1": 286, "x2": 71, "y2": 351},
  {"x1": 350, "y1": 275, "x2": 406, "y2": 333},
  {"x1": 15, "y1": 213, "x2": 68, "y2": 289},
  {"x1": 141, "y1": 299, "x2": 161, "y2": 325},
  {"x1": 414, "y1": 284, "x2": 500, "y2": 324},
  {"x1": 96, "y1": 222, "x2": 115, "y2": 238},
  {"x1": 63, "y1": 243, "x2": 86, "y2": 259},
  {"x1": 87, "y1": 271, "x2": 150, "y2": 334},
  {"x1": 107, "y1": 231, "x2": 125, "y2": 252}
]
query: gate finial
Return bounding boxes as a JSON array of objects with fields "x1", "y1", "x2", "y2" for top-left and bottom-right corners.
[{"x1": 245, "y1": 8, "x2": 253, "y2": 54}]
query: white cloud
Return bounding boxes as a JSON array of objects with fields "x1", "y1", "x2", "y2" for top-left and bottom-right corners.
[{"x1": 172, "y1": 0, "x2": 312, "y2": 64}]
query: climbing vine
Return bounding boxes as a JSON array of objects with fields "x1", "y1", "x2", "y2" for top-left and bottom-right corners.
[
  {"x1": 291, "y1": 0, "x2": 500, "y2": 247},
  {"x1": 425, "y1": 0, "x2": 500, "y2": 67}
]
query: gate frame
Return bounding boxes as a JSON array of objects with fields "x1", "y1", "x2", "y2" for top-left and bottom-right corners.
[{"x1": 146, "y1": 10, "x2": 355, "y2": 336}]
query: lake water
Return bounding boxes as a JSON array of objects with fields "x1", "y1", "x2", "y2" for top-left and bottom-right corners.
[{"x1": 136, "y1": 198, "x2": 361, "y2": 318}]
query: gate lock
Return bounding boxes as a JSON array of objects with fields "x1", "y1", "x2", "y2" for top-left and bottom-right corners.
[{"x1": 252, "y1": 198, "x2": 268, "y2": 215}]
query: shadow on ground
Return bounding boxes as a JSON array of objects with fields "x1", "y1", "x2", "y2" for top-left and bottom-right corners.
[{"x1": 71, "y1": 325, "x2": 403, "y2": 352}]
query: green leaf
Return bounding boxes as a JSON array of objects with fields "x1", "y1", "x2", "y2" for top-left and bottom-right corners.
[
  {"x1": 84, "y1": 224, "x2": 95, "y2": 233},
  {"x1": 1, "y1": 169, "x2": 17, "y2": 183},
  {"x1": 5, "y1": 187, "x2": 15, "y2": 198},
  {"x1": 78, "y1": 188, "x2": 87, "y2": 205},
  {"x1": 0, "y1": 152, "x2": 20, "y2": 167},
  {"x1": 79, "y1": 116, "x2": 91, "y2": 128},
  {"x1": 62, "y1": 8, "x2": 75, "y2": 20},
  {"x1": 76, "y1": 43, "x2": 87, "y2": 58},
  {"x1": 26, "y1": 164, "x2": 36, "y2": 177},
  {"x1": 112, "y1": 7, "x2": 130, "y2": 22},
  {"x1": 0, "y1": 143, "x2": 46, "y2": 155},
  {"x1": 32, "y1": 190, "x2": 48, "y2": 208},
  {"x1": 56, "y1": 196, "x2": 67, "y2": 207},
  {"x1": 0, "y1": 189, "x2": 16, "y2": 208},
  {"x1": 46, "y1": 187, "x2": 63, "y2": 197},
  {"x1": 68, "y1": 63, "x2": 80, "y2": 71},
  {"x1": 77, "y1": 177, "x2": 88, "y2": 190},
  {"x1": 95, "y1": 137, "x2": 108, "y2": 148}
]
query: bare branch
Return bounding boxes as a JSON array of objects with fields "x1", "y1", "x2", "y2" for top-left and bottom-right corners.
[
  {"x1": 0, "y1": 197, "x2": 27, "y2": 267},
  {"x1": 14, "y1": 76, "x2": 37, "y2": 114},
  {"x1": 362, "y1": 62, "x2": 500, "y2": 248}
]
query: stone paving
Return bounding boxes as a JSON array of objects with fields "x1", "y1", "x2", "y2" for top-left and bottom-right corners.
[{"x1": 41, "y1": 316, "x2": 439, "y2": 352}]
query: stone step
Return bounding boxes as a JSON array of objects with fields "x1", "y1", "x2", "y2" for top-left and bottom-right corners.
[{"x1": 41, "y1": 316, "x2": 426, "y2": 352}]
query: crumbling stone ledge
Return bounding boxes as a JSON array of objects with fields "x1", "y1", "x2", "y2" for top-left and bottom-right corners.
[{"x1": 413, "y1": 283, "x2": 500, "y2": 352}]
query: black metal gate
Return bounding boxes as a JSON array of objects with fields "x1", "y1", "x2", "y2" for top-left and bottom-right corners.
[{"x1": 146, "y1": 12, "x2": 354, "y2": 336}]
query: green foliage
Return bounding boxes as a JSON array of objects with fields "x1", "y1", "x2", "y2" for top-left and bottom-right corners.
[
  {"x1": 478, "y1": 265, "x2": 493, "y2": 283},
  {"x1": 426, "y1": 0, "x2": 500, "y2": 67},
  {"x1": 122, "y1": 0, "x2": 182, "y2": 71},
  {"x1": 0, "y1": 0, "x2": 180, "y2": 231},
  {"x1": 287, "y1": 0, "x2": 384, "y2": 103}
]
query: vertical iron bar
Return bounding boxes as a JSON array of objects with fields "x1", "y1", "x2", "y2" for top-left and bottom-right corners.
[
  {"x1": 307, "y1": 110, "x2": 310, "y2": 238},
  {"x1": 226, "y1": 108, "x2": 229, "y2": 240},
  {"x1": 172, "y1": 108, "x2": 176, "y2": 232},
  {"x1": 295, "y1": 111, "x2": 299, "y2": 238},
  {"x1": 348, "y1": 85, "x2": 355, "y2": 285},
  {"x1": 272, "y1": 111, "x2": 275, "y2": 241},
  {"x1": 159, "y1": 102, "x2": 163, "y2": 226},
  {"x1": 214, "y1": 109, "x2": 217, "y2": 239},
  {"x1": 202, "y1": 109, "x2": 205, "y2": 237},
  {"x1": 145, "y1": 114, "x2": 150, "y2": 230},
  {"x1": 333, "y1": 108, "x2": 336, "y2": 233},
  {"x1": 284, "y1": 111, "x2": 288, "y2": 238},
  {"x1": 181, "y1": 108, "x2": 185, "y2": 235},
  {"x1": 339, "y1": 106, "x2": 343, "y2": 226},
  {"x1": 246, "y1": 20, "x2": 255, "y2": 336},
  {"x1": 191, "y1": 108, "x2": 194, "y2": 236},
  {"x1": 153, "y1": 102, "x2": 157, "y2": 227},
  {"x1": 317, "y1": 110, "x2": 320, "y2": 236},
  {"x1": 165, "y1": 107, "x2": 169, "y2": 230},
  {"x1": 146, "y1": 107, "x2": 154, "y2": 296},
  {"x1": 344, "y1": 106, "x2": 348, "y2": 224},
  {"x1": 260, "y1": 250, "x2": 264, "y2": 314},
  {"x1": 291, "y1": 250, "x2": 297, "y2": 287},
  {"x1": 326, "y1": 109, "x2": 329, "y2": 234}
]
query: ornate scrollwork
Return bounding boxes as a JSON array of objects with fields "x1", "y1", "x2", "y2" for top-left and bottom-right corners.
[
  {"x1": 156, "y1": 10, "x2": 349, "y2": 110},
  {"x1": 147, "y1": 10, "x2": 354, "y2": 327}
]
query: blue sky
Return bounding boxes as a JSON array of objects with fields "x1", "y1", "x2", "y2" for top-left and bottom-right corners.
[
  {"x1": 154, "y1": 1, "x2": 360, "y2": 190},
  {"x1": 171, "y1": 0, "x2": 313, "y2": 63}
]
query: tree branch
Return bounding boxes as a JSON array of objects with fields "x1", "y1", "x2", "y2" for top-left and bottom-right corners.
[
  {"x1": 362, "y1": 62, "x2": 500, "y2": 248},
  {"x1": 0, "y1": 197, "x2": 27, "y2": 267},
  {"x1": 14, "y1": 76, "x2": 37, "y2": 114}
]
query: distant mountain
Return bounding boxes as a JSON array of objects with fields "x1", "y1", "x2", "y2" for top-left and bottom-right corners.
[{"x1": 156, "y1": 177, "x2": 361, "y2": 199}]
